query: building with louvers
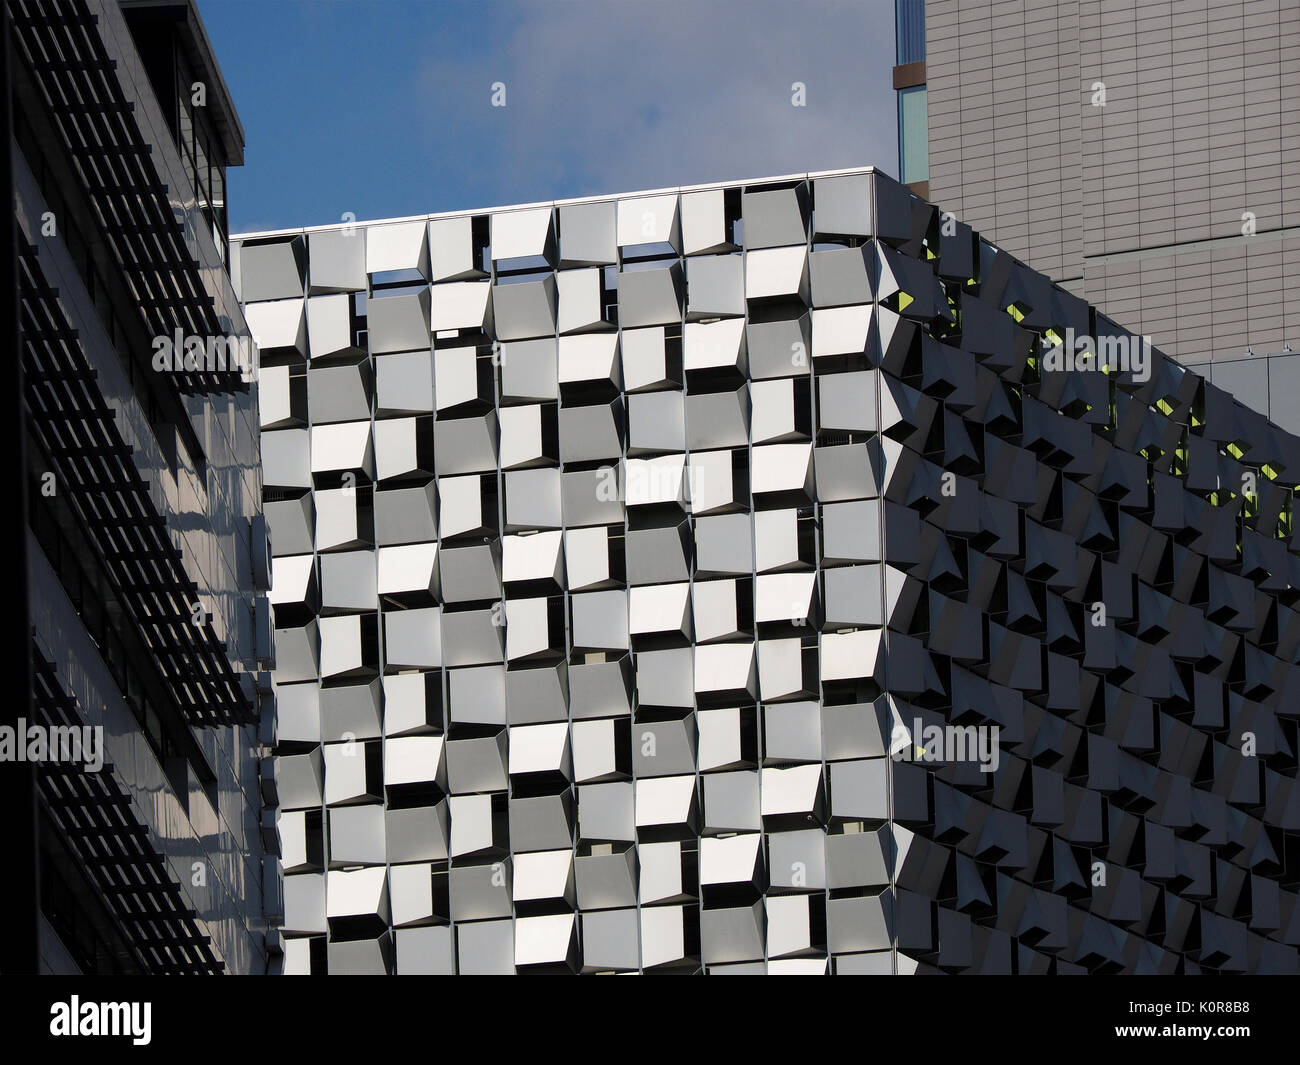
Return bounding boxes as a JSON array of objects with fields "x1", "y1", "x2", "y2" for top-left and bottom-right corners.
[
  {"x1": 7, "y1": 0, "x2": 274, "y2": 974},
  {"x1": 239, "y1": 166, "x2": 1300, "y2": 974}
]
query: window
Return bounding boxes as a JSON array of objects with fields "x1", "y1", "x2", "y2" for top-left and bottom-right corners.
[
  {"x1": 210, "y1": 159, "x2": 227, "y2": 259},
  {"x1": 177, "y1": 79, "x2": 193, "y2": 168},
  {"x1": 896, "y1": 0, "x2": 925, "y2": 65},
  {"x1": 195, "y1": 124, "x2": 211, "y2": 219},
  {"x1": 899, "y1": 85, "x2": 929, "y2": 184}
]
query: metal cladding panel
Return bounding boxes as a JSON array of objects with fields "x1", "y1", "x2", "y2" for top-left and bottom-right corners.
[{"x1": 244, "y1": 168, "x2": 1300, "y2": 974}]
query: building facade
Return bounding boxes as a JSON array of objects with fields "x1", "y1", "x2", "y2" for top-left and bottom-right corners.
[
  {"x1": 240, "y1": 167, "x2": 1300, "y2": 974},
  {"x1": 898, "y1": 0, "x2": 1300, "y2": 431},
  {"x1": 7, "y1": 0, "x2": 274, "y2": 974}
]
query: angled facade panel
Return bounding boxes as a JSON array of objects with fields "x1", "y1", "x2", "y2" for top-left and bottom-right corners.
[{"x1": 242, "y1": 167, "x2": 1300, "y2": 974}]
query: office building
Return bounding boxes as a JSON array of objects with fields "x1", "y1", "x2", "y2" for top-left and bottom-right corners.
[
  {"x1": 7, "y1": 0, "x2": 274, "y2": 974},
  {"x1": 897, "y1": 0, "x2": 1300, "y2": 429}
]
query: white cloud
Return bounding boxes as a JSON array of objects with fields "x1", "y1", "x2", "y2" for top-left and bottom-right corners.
[{"x1": 419, "y1": 0, "x2": 898, "y2": 207}]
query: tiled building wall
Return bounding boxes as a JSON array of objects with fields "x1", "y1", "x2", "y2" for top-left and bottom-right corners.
[
  {"x1": 925, "y1": 0, "x2": 1300, "y2": 415},
  {"x1": 242, "y1": 169, "x2": 1300, "y2": 974},
  {"x1": 926, "y1": 0, "x2": 1084, "y2": 286}
]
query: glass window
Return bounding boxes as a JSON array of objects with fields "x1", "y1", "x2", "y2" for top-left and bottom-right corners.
[
  {"x1": 81, "y1": 583, "x2": 103, "y2": 645},
  {"x1": 195, "y1": 124, "x2": 211, "y2": 215},
  {"x1": 896, "y1": 0, "x2": 926, "y2": 65},
  {"x1": 177, "y1": 82, "x2": 193, "y2": 159},
  {"x1": 899, "y1": 85, "x2": 929, "y2": 184},
  {"x1": 179, "y1": 135, "x2": 197, "y2": 214},
  {"x1": 177, "y1": 54, "x2": 197, "y2": 213},
  {"x1": 61, "y1": 551, "x2": 82, "y2": 612},
  {"x1": 211, "y1": 161, "x2": 226, "y2": 228}
]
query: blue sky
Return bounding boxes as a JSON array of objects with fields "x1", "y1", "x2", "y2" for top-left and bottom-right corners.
[{"x1": 199, "y1": 0, "x2": 898, "y2": 235}]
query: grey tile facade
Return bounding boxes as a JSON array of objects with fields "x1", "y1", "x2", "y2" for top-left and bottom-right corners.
[
  {"x1": 242, "y1": 167, "x2": 1300, "y2": 974},
  {"x1": 921, "y1": 0, "x2": 1300, "y2": 429}
]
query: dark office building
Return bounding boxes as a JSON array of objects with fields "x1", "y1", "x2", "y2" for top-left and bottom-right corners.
[{"x1": 5, "y1": 0, "x2": 274, "y2": 974}]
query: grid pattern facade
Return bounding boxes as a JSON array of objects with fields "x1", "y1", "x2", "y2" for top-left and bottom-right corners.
[{"x1": 241, "y1": 168, "x2": 1300, "y2": 974}]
